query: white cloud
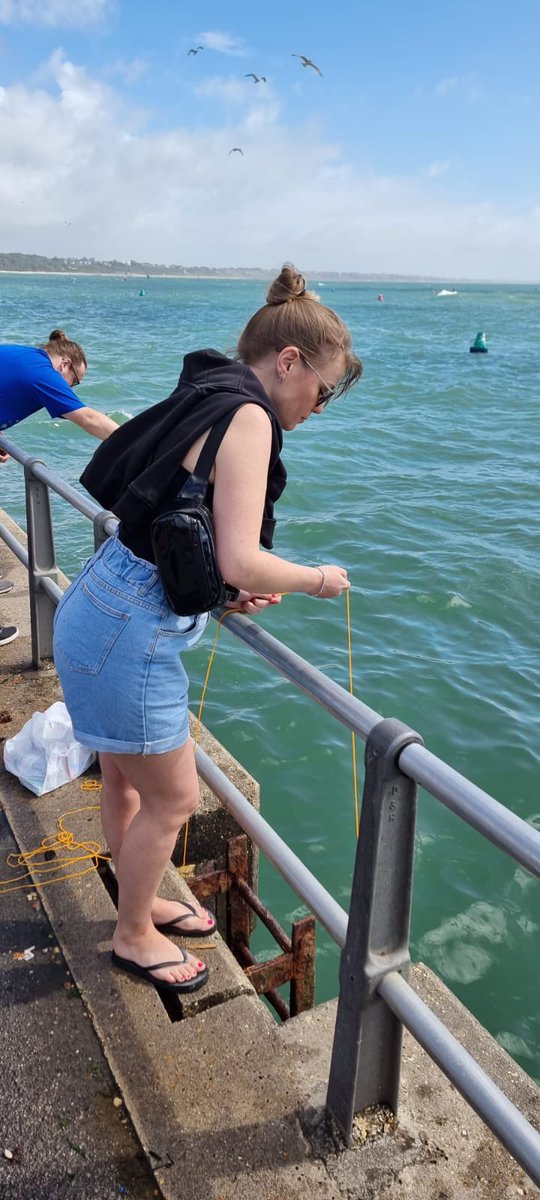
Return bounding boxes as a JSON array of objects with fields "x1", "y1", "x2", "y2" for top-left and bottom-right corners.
[
  {"x1": 0, "y1": 0, "x2": 109, "y2": 26},
  {"x1": 198, "y1": 31, "x2": 248, "y2": 57},
  {"x1": 38, "y1": 49, "x2": 128, "y2": 126},
  {"x1": 0, "y1": 52, "x2": 538, "y2": 281}
]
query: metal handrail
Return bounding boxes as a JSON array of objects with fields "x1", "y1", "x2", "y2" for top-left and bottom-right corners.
[
  {"x1": 379, "y1": 971, "x2": 540, "y2": 1184},
  {"x1": 213, "y1": 613, "x2": 540, "y2": 880},
  {"x1": 3, "y1": 435, "x2": 539, "y2": 880},
  {"x1": 2, "y1": 432, "x2": 539, "y2": 1184},
  {"x1": 400, "y1": 741, "x2": 540, "y2": 877}
]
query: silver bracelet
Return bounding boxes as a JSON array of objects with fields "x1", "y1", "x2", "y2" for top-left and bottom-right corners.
[{"x1": 311, "y1": 566, "x2": 325, "y2": 597}]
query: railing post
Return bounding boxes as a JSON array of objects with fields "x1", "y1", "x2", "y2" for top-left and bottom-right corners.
[
  {"x1": 24, "y1": 458, "x2": 60, "y2": 667},
  {"x1": 326, "y1": 717, "x2": 424, "y2": 1145},
  {"x1": 93, "y1": 509, "x2": 114, "y2": 551}
]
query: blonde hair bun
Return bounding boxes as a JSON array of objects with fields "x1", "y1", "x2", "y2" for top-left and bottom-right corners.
[
  {"x1": 41, "y1": 329, "x2": 87, "y2": 369},
  {"x1": 237, "y1": 263, "x2": 363, "y2": 397},
  {"x1": 266, "y1": 264, "x2": 319, "y2": 306}
]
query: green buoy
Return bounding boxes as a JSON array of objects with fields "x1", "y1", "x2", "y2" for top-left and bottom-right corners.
[
  {"x1": 470, "y1": 331, "x2": 487, "y2": 353},
  {"x1": 139, "y1": 288, "x2": 146, "y2": 296}
]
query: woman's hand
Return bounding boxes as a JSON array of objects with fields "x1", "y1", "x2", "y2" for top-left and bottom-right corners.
[
  {"x1": 309, "y1": 565, "x2": 350, "y2": 598},
  {"x1": 226, "y1": 590, "x2": 282, "y2": 615}
]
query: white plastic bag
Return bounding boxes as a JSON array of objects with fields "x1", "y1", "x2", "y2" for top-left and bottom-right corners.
[{"x1": 3, "y1": 701, "x2": 95, "y2": 796}]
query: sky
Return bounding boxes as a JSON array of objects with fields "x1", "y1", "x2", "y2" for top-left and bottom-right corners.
[{"x1": 0, "y1": 0, "x2": 539, "y2": 280}]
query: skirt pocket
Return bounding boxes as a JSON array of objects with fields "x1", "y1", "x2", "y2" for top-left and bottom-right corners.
[{"x1": 54, "y1": 579, "x2": 131, "y2": 676}]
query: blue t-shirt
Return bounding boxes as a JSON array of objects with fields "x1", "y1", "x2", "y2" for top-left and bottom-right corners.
[{"x1": 0, "y1": 345, "x2": 85, "y2": 431}]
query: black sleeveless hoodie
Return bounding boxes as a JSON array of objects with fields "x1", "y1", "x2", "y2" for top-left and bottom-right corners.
[{"x1": 80, "y1": 349, "x2": 287, "y2": 563}]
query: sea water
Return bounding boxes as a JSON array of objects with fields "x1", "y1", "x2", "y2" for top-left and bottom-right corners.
[{"x1": 1, "y1": 273, "x2": 539, "y2": 1079}]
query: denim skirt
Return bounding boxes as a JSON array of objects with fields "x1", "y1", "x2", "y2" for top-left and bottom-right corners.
[{"x1": 53, "y1": 535, "x2": 209, "y2": 754}]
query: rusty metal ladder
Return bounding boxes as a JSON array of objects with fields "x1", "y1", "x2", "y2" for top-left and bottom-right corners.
[{"x1": 188, "y1": 834, "x2": 316, "y2": 1020}]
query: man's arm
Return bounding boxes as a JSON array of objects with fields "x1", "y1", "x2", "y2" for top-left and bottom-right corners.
[{"x1": 64, "y1": 407, "x2": 119, "y2": 440}]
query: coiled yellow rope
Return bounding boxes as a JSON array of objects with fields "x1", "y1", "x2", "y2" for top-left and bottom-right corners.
[{"x1": 0, "y1": 794, "x2": 108, "y2": 895}]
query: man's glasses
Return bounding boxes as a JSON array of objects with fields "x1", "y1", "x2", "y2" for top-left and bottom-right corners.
[
  {"x1": 300, "y1": 354, "x2": 335, "y2": 406},
  {"x1": 70, "y1": 361, "x2": 81, "y2": 387}
]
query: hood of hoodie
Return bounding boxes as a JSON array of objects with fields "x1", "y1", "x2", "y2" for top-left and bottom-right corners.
[{"x1": 178, "y1": 348, "x2": 273, "y2": 403}]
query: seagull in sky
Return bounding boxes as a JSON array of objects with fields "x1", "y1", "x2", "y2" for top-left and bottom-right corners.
[
  {"x1": 187, "y1": 46, "x2": 204, "y2": 55},
  {"x1": 229, "y1": 147, "x2": 244, "y2": 156},
  {"x1": 245, "y1": 73, "x2": 267, "y2": 83},
  {"x1": 292, "y1": 54, "x2": 322, "y2": 76}
]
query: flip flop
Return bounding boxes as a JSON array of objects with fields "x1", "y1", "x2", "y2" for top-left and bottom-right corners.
[
  {"x1": 155, "y1": 900, "x2": 217, "y2": 938},
  {"x1": 111, "y1": 948, "x2": 209, "y2": 993}
]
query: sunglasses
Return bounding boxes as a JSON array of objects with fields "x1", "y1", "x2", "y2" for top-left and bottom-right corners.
[
  {"x1": 70, "y1": 361, "x2": 81, "y2": 387},
  {"x1": 300, "y1": 354, "x2": 335, "y2": 406}
]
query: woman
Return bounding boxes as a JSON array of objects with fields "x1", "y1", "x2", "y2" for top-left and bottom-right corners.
[{"x1": 53, "y1": 265, "x2": 363, "y2": 996}]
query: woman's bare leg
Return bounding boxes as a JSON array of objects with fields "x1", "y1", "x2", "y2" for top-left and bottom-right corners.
[
  {"x1": 99, "y1": 753, "x2": 140, "y2": 865},
  {"x1": 100, "y1": 743, "x2": 207, "y2": 986},
  {"x1": 100, "y1": 750, "x2": 215, "y2": 935}
]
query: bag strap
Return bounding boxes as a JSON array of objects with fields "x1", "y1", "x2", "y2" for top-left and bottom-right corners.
[
  {"x1": 177, "y1": 409, "x2": 240, "y2": 504},
  {"x1": 194, "y1": 410, "x2": 238, "y2": 478}
]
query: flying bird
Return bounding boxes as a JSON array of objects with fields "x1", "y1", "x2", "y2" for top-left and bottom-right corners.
[
  {"x1": 187, "y1": 46, "x2": 204, "y2": 55},
  {"x1": 292, "y1": 54, "x2": 322, "y2": 76},
  {"x1": 229, "y1": 147, "x2": 244, "y2": 156},
  {"x1": 245, "y1": 73, "x2": 267, "y2": 83}
]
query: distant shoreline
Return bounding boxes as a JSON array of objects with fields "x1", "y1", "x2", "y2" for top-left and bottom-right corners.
[
  {"x1": 0, "y1": 268, "x2": 443, "y2": 282},
  {"x1": 0, "y1": 270, "x2": 537, "y2": 285},
  {"x1": 0, "y1": 269, "x2": 444, "y2": 283},
  {"x1": 0, "y1": 270, "x2": 259, "y2": 280}
]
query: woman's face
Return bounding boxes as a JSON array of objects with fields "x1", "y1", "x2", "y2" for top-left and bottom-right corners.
[{"x1": 274, "y1": 347, "x2": 346, "y2": 431}]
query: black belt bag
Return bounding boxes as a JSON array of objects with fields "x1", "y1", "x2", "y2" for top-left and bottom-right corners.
[{"x1": 151, "y1": 414, "x2": 240, "y2": 616}]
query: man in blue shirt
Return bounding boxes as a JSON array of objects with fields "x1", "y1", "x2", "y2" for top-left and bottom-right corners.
[
  {"x1": 0, "y1": 329, "x2": 118, "y2": 644},
  {"x1": 0, "y1": 328, "x2": 118, "y2": 453}
]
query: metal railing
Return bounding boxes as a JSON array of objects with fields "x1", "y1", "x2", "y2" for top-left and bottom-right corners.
[{"x1": 1, "y1": 432, "x2": 540, "y2": 1185}]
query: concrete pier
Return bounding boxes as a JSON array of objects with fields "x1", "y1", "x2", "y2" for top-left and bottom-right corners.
[{"x1": 1, "y1": 513, "x2": 539, "y2": 1199}]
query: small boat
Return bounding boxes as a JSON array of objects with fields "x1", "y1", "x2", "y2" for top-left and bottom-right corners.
[{"x1": 437, "y1": 289, "x2": 458, "y2": 296}]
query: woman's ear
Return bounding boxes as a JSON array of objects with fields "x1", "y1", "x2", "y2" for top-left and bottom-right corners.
[{"x1": 276, "y1": 345, "x2": 300, "y2": 375}]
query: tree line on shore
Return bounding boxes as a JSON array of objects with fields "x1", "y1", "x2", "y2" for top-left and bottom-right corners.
[
  {"x1": 0, "y1": 251, "x2": 266, "y2": 276},
  {"x1": 0, "y1": 251, "x2": 440, "y2": 282}
]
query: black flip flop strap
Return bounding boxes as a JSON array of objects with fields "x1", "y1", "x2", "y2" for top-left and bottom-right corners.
[
  {"x1": 146, "y1": 951, "x2": 189, "y2": 970},
  {"x1": 169, "y1": 902, "x2": 199, "y2": 925}
]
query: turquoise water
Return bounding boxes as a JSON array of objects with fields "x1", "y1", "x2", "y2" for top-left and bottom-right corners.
[{"x1": 1, "y1": 273, "x2": 539, "y2": 1079}]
